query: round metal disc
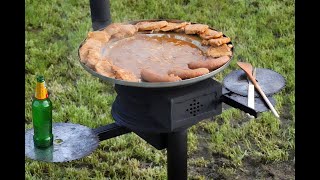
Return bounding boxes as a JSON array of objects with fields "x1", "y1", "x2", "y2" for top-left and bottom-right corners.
[
  {"x1": 78, "y1": 19, "x2": 234, "y2": 88},
  {"x1": 223, "y1": 68, "x2": 286, "y2": 97},
  {"x1": 25, "y1": 123, "x2": 99, "y2": 162}
]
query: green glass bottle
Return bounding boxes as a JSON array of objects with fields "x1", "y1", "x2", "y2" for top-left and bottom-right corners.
[{"x1": 32, "y1": 75, "x2": 53, "y2": 148}]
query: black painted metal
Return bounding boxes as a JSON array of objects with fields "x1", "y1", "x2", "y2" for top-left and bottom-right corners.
[
  {"x1": 134, "y1": 132, "x2": 167, "y2": 150},
  {"x1": 221, "y1": 87, "x2": 276, "y2": 117},
  {"x1": 167, "y1": 129, "x2": 188, "y2": 180},
  {"x1": 89, "y1": 0, "x2": 112, "y2": 30},
  {"x1": 111, "y1": 78, "x2": 222, "y2": 133},
  {"x1": 93, "y1": 123, "x2": 131, "y2": 141}
]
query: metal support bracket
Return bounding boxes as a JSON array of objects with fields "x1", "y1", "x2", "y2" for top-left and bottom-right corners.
[{"x1": 93, "y1": 123, "x2": 131, "y2": 141}]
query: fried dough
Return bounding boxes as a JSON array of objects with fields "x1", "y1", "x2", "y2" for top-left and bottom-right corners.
[
  {"x1": 160, "y1": 22, "x2": 190, "y2": 32},
  {"x1": 79, "y1": 39, "x2": 102, "y2": 63},
  {"x1": 86, "y1": 49, "x2": 102, "y2": 68},
  {"x1": 206, "y1": 44, "x2": 232, "y2": 58},
  {"x1": 199, "y1": 29, "x2": 223, "y2": 39},
  {"x1": 94, "y1": 59, "x2": 115, "y2": 78},
  {"x1": 112, "y1": 65, "x2": 139, "y2": 82},
  {"x1": 184, "y1": 24, "x2": 209, "y2": 34},
  {"x1": 135, "y1": 21, "x2": 168, "y2": 31},
  {"x1": 87, "y1": 31, "x2": 111, "y2": 43},
  {"x1": 202, "y1": 37, "x2": 231, "y2": 47}
]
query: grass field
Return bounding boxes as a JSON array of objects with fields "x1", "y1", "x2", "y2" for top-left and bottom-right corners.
[{"x1": 25, "y1": 0, "x2": 295, "y2": 179}]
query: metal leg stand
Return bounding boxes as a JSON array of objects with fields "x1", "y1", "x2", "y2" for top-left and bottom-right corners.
[
  {"x1": 167, "y1": 129, "x2": 188, "y2": 180},
  {"x1": 89, "y1": 0, "x2": 112, "y2": 30}
]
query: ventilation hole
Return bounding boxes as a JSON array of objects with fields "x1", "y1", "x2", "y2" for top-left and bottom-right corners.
[
  {"x1": 197, "y1": 110, "x2": 200, "y2": 112},
  {"x1": 193, "y1": 99, "x2": 196, "y2": 102},
  {"x1": 197, "y1": 102, "x2": 200, "y2": 104},
  {"x1": 193, "y1": 103, "x2": 196, "y2": 105},
  {"x1": 186, "y1": 109, "x2": 189, "y2": 112},
  {"x1": 197, "y1": 106, "x2": 199, "y2": 108},
  {"x1": 193, "y1": 114, "x2": 196, "y2": 116},
  {"x1": 201, "y1": 104, "x2": 203, "y2": 107},
  {"x1": 190, "y1": 104, "x2": 192, "y2": 106}
]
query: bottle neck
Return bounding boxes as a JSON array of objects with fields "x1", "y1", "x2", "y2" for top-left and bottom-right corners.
[{"x1": 35, "y1": 81, "x2": 48, "y2": 100}]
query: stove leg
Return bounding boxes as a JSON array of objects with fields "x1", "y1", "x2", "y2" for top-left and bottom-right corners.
[{"x1": 167, "y1": 129, "x2": 188, "y2": 180}]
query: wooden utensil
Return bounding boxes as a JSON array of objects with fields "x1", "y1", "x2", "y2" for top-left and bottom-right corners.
[{"x1": 237, "y1": 62, "x2": 280, "y2": 118}]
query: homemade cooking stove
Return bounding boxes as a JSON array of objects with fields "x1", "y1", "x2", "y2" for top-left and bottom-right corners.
[{"x1": 25, "y1": 1, "x2": 286, "y2": 179}]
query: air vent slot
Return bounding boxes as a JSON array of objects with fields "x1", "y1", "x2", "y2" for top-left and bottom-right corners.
[{"x1": 185, "y1": 99, "x2": 203, "y2": 116}]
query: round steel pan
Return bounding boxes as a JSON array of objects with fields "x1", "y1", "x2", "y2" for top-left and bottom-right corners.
[{"x1": 78, "y1": 19, "x2": 234, "y2": 88}]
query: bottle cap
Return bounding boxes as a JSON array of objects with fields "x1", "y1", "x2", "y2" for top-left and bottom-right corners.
[
  {"x1": 35, "y1": 75, "x2": 48, "y2": 99},
  {"x1": 36, "y1": 75, "x2": 45, "y2": 83}
]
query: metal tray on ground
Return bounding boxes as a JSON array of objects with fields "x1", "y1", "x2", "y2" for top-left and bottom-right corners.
[{"x1": 25, "y1": 123, "x2": 99, "y2": 162}]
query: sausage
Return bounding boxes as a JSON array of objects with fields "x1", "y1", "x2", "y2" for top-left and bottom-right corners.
[
  {"x1": 141, "y1": 69, "x2": 182, "y2": 82},
  {"x1": 188, "y1": 56, "x2": 230, "y2": 70},
  {"x1": 167, "y1": 68, "x2": 209, "y2": 79}
]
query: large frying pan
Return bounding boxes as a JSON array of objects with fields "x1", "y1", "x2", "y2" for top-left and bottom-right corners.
[{"x1": 78, "y1": 19, "x2": 234, "y2": 88}]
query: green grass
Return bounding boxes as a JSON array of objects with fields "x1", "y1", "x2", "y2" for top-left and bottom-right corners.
[{"x1": 25, "y1": 0, "x2": 295, "y2": 179}]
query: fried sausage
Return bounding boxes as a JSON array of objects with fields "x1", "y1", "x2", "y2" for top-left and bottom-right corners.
[
  {"x1": 188, "y1": 56, "x2": 230, "y2": 71},
  {"x1": 141, "y1": 69, "x2": 182, "y2": 82},
  {"x1": 167, "y1": 68, "x2": 209, "y2": 79}
]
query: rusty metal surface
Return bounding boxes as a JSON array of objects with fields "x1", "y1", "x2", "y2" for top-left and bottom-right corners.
[
  {"x1": 78, "y1": 19, "x2": 234, "y2": 88},
  {"x1": 25, "y1": 123, "x2": 99, "y2": 162}
]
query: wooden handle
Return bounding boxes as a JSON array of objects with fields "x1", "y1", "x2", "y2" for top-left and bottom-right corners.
[{"x1": 248, "y1": 74, "x2": 280, "y2": 118}]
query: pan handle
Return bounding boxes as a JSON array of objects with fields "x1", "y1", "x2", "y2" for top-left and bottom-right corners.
[
  {"x1": 89, "y1": 0, "x2": 112, "y2": 30},
  {"x1": 220, "y1": 93, "x2": 258, "y2": 118}
]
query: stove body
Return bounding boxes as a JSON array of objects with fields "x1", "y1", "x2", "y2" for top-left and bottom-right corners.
[
  {"x1": 112, "y1": 78, "x2": 222, "y2": 134},
  {"x1": 94, "y1": 78, "x2": 261, "y2": 180}
]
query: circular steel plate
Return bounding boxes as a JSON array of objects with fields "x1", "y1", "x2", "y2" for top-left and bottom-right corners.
[
  {"x1": 25, "y1": 123, "x2": 99, "y2": 162},
  {"x1": 223, "y1": 68, "x2": 286, "y2": 97},
  {"x1": 78, "y1": 19, "x2": 234, "y2": 88}
]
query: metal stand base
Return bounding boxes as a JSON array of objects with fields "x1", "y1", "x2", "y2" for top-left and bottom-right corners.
[
  {"x1": 25, "y1": 123, "x2": 99, "y2": 162},
  {"x1": 167, "y1": 129, "x2": 188, "y2": 180}
]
